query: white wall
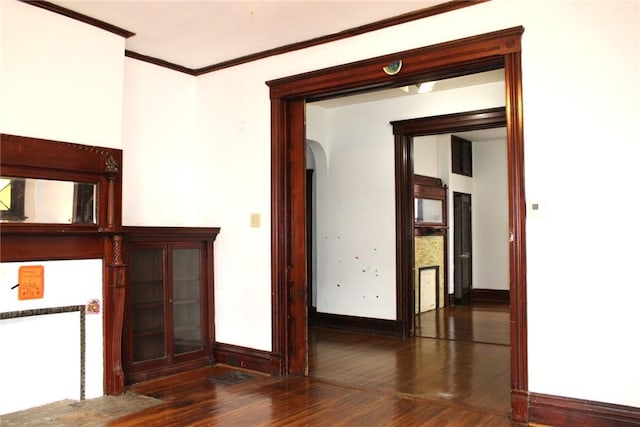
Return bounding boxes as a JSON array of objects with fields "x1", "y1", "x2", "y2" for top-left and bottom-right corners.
[
  {"x1": 195, "y1": 64, "x2": 273, "y2": 350},
  {"x1": 122, "y1": 58, "x2": 199, "y2": 226},
  {"x1": 192, "y1": 0, "x2": 640, "y2": 407},
  {"x1": 0, "y1": 0, "x2": 125, "y2": 412},
  {"x1": 414, "y1": 135, "x2": 439, "y2": 177},
  {"x1": 0, "y1": 1, "x2": 124, "y2": 148},
  {"x1": 472, "y1": 139, "x2": 509, "y2": 291}
]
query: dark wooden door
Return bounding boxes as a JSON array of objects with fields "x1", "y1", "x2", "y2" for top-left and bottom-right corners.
[{"x1": 454, "y1": 192, "x2": 472, "y2": 304}]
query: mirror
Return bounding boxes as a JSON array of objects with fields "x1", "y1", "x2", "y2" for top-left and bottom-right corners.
[
  {"x1": 415, "y1": 198, "x2": 443, "y2": 224},
  {"x1": 0, "y1": 177, "x2": 96, "y2": 224}
]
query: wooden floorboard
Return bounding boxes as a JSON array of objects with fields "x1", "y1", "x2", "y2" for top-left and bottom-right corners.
[
  {"x1": 309, "y1": 326, "x2": 511, "y2": 415},
  {"x1": 120, "y1": 365, "x2": 515, "y2": 426},
  {"x1": 415, "y1": 303, "x2": 510, "y2": 345},
  {"x1": 2, "y1": 305, "x2": 517, "y2": 426}
]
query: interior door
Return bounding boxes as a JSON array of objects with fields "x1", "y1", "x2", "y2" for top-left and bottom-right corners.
[{"x1": 454, "y1": 192, "x2": 472, "y2": 304}]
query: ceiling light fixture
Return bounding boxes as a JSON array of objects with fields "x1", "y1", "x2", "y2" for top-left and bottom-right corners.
[{"x1": 416, "y1": 81, "x2": 436, "y2": 94}]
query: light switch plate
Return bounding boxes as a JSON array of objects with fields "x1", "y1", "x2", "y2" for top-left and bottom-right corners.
[{"x1": 250, "y1": 213, "x2": 261, "y2": 228}]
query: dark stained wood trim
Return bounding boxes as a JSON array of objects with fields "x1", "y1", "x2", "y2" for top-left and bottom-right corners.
[
  {"x1": 19, "y1": 0, "x2": 135, "y2": 38},
  {"x1": 214, "y1": 342, "x2": 281, "y2": 376},
  {"x1": 120, "y1": 226, "x2": 221, "y2": 240},
  {"x1": 0, "y1": 232, "x2": 104, "y2": 262},
  {"x1": 395, "y1": 131, "x2": 413, "y2": 337},
  {"x1": 504, "y1": 51, "x2": 529, "y2": 424},
  {"x1": 310, "y1": 313, "x2": 403, "y2": 337},
  {"x1": 194, "y1": 1, "x2": 488, "y2": 75},
  {"x1": 268, "y1": 26, "x2": 526, "y2": 421},
  {"x1": 391, "y1": 107, "x2": 506, "y2": 336},
  {"x1": 104, "y1": 233, "x2": 126, "y2": 394},
  {"x1": 270, "y1": 97, "x2": 287, "y2": 377},
  {"x1": 1, "y1": 133, "x2": 121, "y2": 177},
  {"x1": 392, "y1": 107, "x2": 507, "y2": 136},
  {"x1": 287, "y1": 100, "x2": 308, "y2": 376},
  {"x1": 472, "y1": 289, "x2": 510, "y2": 304},
  {"x1": 529, "y1": 392, "x2": 640, "y2": 426},
  {"x1": 267, "y1": 27, "x2": 519, "y2": 97},
  {"x1": 125, "y1": 50, "x2": 197, "y2": 76},
  {"x1": 126, "y1": 358, "x2": 213, "y2": 385}
]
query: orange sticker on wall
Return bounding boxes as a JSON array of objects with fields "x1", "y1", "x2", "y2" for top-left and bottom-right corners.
[{"x1": 18, "y1": 265, "x2": 44, "y2": 300}]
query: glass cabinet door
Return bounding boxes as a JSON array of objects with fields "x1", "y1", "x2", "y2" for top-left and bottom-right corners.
[
  {"x1": 123, "y1": 227, "x2": 218, "y2": 385},
  {"x1": 171, "y1": 247, "x2": 203, "y2": 355},
  {"x1": 129, "y1": 248, "x2": 166, "y2": 363}
]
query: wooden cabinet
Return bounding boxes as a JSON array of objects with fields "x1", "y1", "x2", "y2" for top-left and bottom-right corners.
[{"x1": 122, "y1": 227, "x2": 219, "y2": 384}]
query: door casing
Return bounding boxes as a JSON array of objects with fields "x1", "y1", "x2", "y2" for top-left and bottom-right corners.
[{"x1": 267, "y1": 27, "x2": 528, "y2": 422}]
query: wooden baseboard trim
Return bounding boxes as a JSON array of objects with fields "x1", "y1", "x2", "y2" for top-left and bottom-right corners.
[
  {"x1": 447, "y1": 293, "x2": 455, "y2": 306},
  {"x1": 310, "y1": 312, "x2": 403, "y2": 336},
  {"x1": 511, "y1": 389, "x2": 529, "y2": 424},
  {"x1": 126, "y1": 357, "x2": 211, "y2": 385},
  {"x1": 214, "y1": 342, "x2": 281, "y2": 376},
  {"x1": 528, "y1": 392, "x2": 640, "y2": 426},
  {"x1": 472, "y1": 288, "x2": 510, "y2": 304}
]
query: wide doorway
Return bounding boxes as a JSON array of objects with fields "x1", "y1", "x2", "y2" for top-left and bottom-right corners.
[{"x1": 267, "y1": 27, "x2": 527, "y2": 421}]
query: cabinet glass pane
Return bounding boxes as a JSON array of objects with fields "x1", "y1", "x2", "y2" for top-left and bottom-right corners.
[
  {"x1": 130, "y1": 249, "x2": 166, "y2": 362},
  {"x1": 172, "y1": 248, "x2": 202, "y2": 354}
]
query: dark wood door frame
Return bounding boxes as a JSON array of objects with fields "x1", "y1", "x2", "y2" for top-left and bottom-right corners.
[
  {"x1": 267, "y1": 27, "x2": 528, "y2": 422},
  {"x1": 391, "y1": 108, "x2": 506, "y2": 334}
]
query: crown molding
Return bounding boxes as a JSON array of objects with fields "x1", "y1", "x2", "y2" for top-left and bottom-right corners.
[
  {"x1": 19, "y1": 0, "x2": 135, "y2": 38},
  {"x1": 21, "y1": 0, "x2": 486, "y2": 76}
]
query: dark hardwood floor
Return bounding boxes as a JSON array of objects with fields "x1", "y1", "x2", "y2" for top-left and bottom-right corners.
[
  {"x1": 2, "y1": 304, "x2": 517, "y2": 426},
  {"x1": 115, "y1": 303, "x2": 514, "y2": 425},
  {"x1": 415, "y1": 303, "x2": 510, "y2": 345},
  {"x1": 309, "y1": 325, "x2": 510, "y2": 414}
]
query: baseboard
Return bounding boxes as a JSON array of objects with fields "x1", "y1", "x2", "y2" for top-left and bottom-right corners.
[
  {"x1": 528, "y1": 392, "x2": 640, "y2": 426},
  {"x1": 213, "y1": 342, "x2": 281, "y2": 376},
  {"x1": 310, "y1": 311, "x2": 403, "y2": 336},
  {"x1": 472, "y1": 288, "x2": 510, "y2": 304},
  {"x1": 511, "y1": 389, "x2": 529, "y2": 424},
  {"x1": 447, "y1": 293, "x2": 455, "y2": 306}
]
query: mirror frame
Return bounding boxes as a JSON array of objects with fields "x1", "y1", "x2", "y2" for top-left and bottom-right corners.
[{"x1": 0, "y1": 133, "x2": 123, "y2": 260}]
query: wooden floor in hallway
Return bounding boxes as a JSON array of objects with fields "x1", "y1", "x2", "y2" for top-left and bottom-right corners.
[
  {"x1": 415, "y1": 302, "x2": 510, "y2": 345},
  {"x1": 2, "y1": 304, "x2": 516, "y2": 426}
]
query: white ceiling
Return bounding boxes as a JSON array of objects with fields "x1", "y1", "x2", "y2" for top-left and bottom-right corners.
[
  {"x1": 44, "y1": 0, "x2": 504, "y2": 137},
  {"x1": 53, "y1": 0, "x2": 449, "y2": 69}
]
